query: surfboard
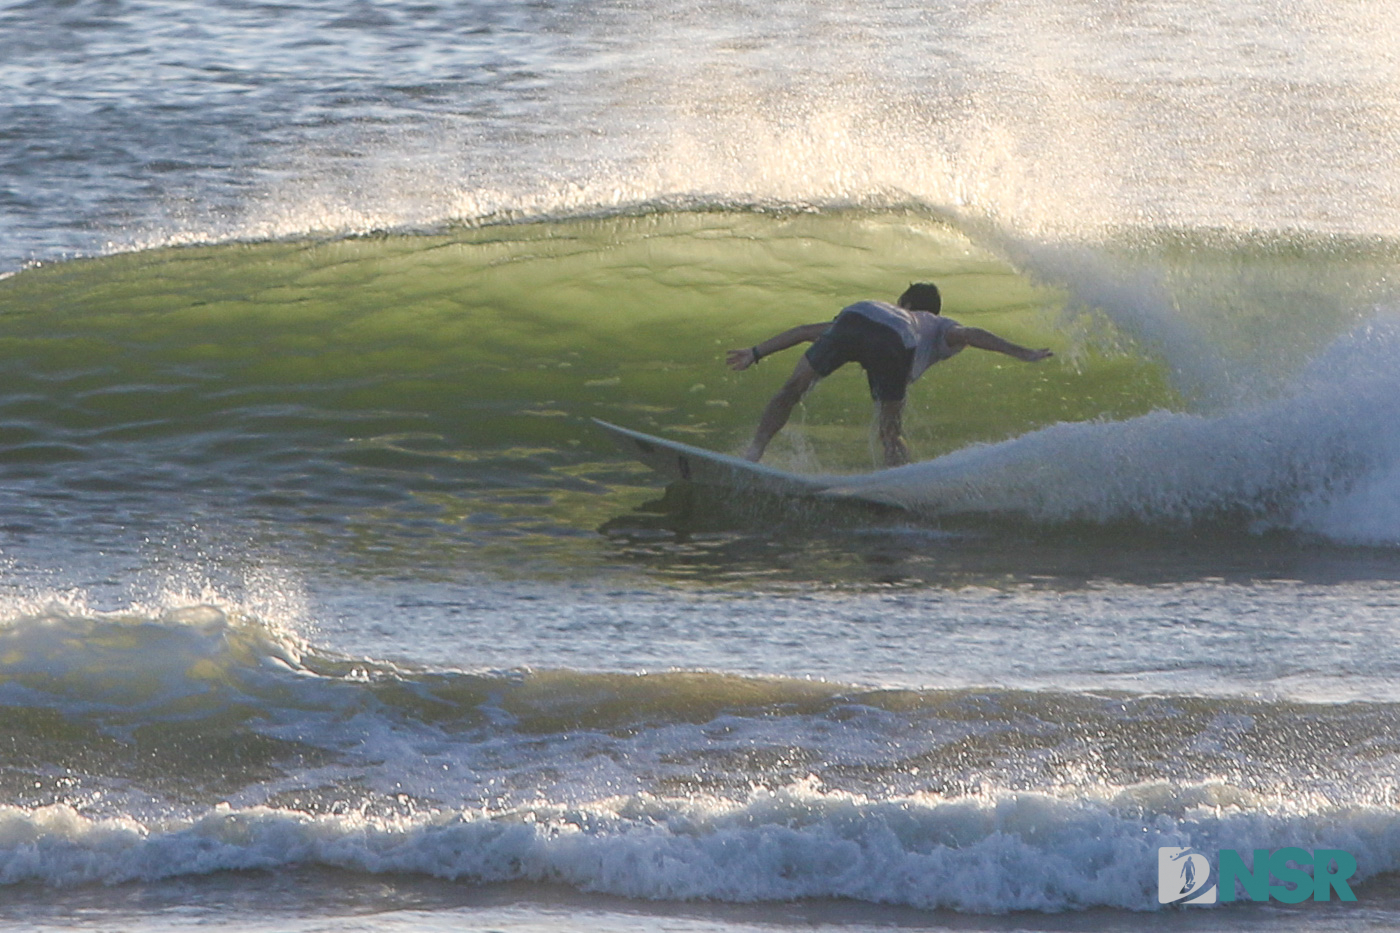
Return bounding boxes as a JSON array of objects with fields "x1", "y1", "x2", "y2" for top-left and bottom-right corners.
[{"x1": 592, "y1": 419, "x2": 843, "y2": 497}]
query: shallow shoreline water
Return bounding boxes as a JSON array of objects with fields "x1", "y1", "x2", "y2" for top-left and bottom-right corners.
[{"x1": 9, "y1": 870, "x2": 1400, "y2": 933}]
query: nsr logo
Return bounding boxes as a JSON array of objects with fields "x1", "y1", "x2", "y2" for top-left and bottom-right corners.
[{"x1": 1158, "y1": 847, "x2": 1358, "y2": 905}]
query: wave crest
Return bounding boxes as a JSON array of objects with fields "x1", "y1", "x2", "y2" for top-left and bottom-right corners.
[{"x1": 3, "y1": 781, "x2": 1395, "y2": 911}]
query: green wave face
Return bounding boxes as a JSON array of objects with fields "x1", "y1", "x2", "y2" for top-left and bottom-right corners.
[{"x1": 0, "y1": 210, "x2": 1172, "y2": 579}]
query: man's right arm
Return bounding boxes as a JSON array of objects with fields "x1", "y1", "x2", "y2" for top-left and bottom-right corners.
[
  {"x1": 947, "y1": 326, "x2": 1053, "y2": 362},
  {"x1": 726, "y1": 322, "x2": 829, "y2": 370}
]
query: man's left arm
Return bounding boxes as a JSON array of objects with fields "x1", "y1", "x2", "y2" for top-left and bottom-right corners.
[{"x1": 726, "y1": 322, "x2": 830, "y2": 371}]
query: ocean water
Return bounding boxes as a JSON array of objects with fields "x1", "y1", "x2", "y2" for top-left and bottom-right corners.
[{"x1": 5, "y1": 0, "x2": 1400, "y2": 930}]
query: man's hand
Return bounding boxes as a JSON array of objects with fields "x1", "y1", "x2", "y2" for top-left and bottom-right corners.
[
  {"x1": 726, "y1": 347, "x2": 758, "y2": 371},
  {"x1": 1018, "y1": 348, "x2": 1054, "y2": 362}
]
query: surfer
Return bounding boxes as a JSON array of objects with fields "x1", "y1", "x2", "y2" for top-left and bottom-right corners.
[{"x1": 726, "y1": 283, "x2": 1053, "y2": 467}]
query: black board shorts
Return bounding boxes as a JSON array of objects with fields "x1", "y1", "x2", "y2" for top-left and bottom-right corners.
[{"x1": 804, "y1": 309, "x2": 915, "y2": 401}]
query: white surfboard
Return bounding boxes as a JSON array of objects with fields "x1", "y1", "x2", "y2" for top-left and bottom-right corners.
[{"x1": 592, "y1": 419, "x2": 844, "y2": 497}]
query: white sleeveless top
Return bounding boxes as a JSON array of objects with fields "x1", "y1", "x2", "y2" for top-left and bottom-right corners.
[{"x1": 844, "y1": 300, "x2": 962, "y2": 383}]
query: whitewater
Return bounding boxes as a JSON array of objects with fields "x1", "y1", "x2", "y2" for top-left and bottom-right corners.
[{"x1": 5, "y1": 1, "x2": 1400, "y2": 931}]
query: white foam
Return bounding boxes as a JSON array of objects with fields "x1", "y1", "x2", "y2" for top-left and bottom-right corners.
[
  {"x1": 833, "y1": 312, "x2": 1400, "y2": 543},
  {"x1": 1, "y1": 782, "x2": 1394, "y2": 912}
]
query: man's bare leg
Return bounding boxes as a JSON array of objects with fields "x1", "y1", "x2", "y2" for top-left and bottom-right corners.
[
  {"x1": 743, "y1": 358, "x2": 821, "y2": 462},
  {"x1": 876, "y1": 399, "x2": 909, "y2": 467}
]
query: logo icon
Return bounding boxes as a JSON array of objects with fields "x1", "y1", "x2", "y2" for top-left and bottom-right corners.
[
  {"x1": 1158, "y1": 847, "x2": 1217, "y2": 904},
  {"x1": 1157, "y1": 847, "x2": 1358, "y2": 904}
]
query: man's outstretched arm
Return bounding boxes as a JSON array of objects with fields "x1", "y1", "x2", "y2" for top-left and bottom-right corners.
[
  {"x1": 947, "y1": 326, "x2": 1053, "y2": 362},
  {"x1": 726, "y1": 323, "x2": 830, "y2": 371}
]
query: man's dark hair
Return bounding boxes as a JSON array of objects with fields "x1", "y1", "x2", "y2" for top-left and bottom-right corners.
[{"x1": 897, "y1": 282, "x2": 941, "y2": 314}]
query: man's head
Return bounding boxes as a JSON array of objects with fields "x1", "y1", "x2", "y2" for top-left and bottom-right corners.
[{"x1": 897, "y1": 282, "x2": 941, "y2": 314}]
